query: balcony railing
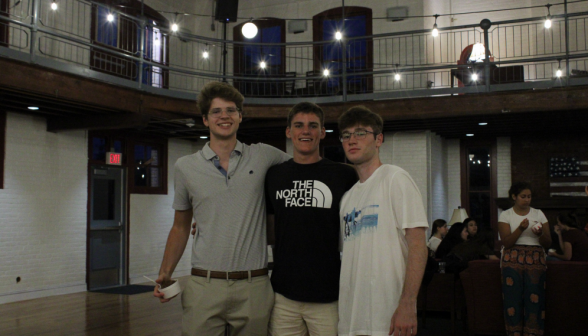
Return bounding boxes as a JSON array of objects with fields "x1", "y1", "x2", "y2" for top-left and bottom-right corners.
[{"x1": 2, "y1": 0, "x2": 588, "y2": 104}]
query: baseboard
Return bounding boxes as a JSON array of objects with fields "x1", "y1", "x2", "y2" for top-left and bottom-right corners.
[
  {"x1": 0, "y1": 283, "x2": 87, "y2": 304},
  {"x1": 129, "y1": 269, "x2": 191, "y2": 285}
]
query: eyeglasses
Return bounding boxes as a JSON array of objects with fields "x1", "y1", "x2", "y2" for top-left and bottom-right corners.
[
  {"x1": 339, "y1": 130, "x2": 376, "y2": 142},
  {"x1": 209, "y1": 107, "x2": 240, "y2": 117}
]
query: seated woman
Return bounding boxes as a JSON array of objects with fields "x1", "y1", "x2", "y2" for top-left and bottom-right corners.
[
  {"x1": 463, "y1": 217, "x2": 478, "y2": 240},
  {"x1": 451, "y1": 230, "x2": 499, "y2": 262},
  {"x1": 435, "y1": 222, "x2": 467, "y2": 259},
  {"x1": 548, "y1": 212, "x2": 588, "y2": 261},
  {"x1": 427, "y1": 219, "x2": 448, "y2": 253}
]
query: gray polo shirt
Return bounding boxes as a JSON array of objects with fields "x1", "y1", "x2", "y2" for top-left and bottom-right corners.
[{"x1": 173, "y1": 141, "x2": 290, "y2": 271}]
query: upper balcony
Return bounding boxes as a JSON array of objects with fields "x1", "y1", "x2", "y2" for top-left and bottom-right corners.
[{"x1": 2, "y1": 0, "x2": 588, "y2": 139}]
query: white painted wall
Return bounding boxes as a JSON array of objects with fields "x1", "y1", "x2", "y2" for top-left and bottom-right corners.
[
  {"x1": 0, "y1": 113, "x2": 88, "y2": 304},
  {"x1": 496, "y1": 136, "x2": 512, "y2": 199},
  {"x1": 446, "y1": 138, "x2": 461, "y2": 213},
  {"x1": 128, "y1": 138, "x2": 201, "y2": 284},
  {"x1": 430, "y1": 132, "x2": 448, "y2": 224},
  {"x1": 380, "y1": 131, "x2": 429, "y2": 218}
]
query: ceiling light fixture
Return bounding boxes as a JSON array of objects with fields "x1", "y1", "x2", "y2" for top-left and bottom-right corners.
[
  {"x1": 545, "y1": 4, "x2": 552, "y2": 29},
  {"x1": 432, "y1": 14, "x2": 439, "y2": 37},
  {"x1": 242, "y1": 20, "x2": 258, "y2": 39},
  {"x1": 51, "y1": 1, "x2": 57, "y2": 10},
  {"x1": 478, "y1": 122, "x2": 488, "y2": 126},
  {"x1": 28, "y1": 106, "x2": 39, "y2": 110}
]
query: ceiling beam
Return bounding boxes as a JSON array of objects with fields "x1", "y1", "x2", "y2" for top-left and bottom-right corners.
[
  {"x1": 244, "y1": 86, "x2": 588, "y2": 123},
  {"x1": 47, "y1": 114, "x2": 151, "y2": 132},
  {"x1": 0, "y1": 58, "x2": 198, "y2": 120}
]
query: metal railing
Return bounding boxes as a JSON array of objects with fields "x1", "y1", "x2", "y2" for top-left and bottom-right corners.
[{"x1": 2, "y1": 0, "x2": 588, "y2": 103}]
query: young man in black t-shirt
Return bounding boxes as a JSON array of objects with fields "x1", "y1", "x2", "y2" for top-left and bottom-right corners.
[{"x1": 265, "y1": 102, "x2": 357, "y2": 335}]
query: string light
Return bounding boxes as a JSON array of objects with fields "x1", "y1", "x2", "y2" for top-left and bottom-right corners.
[
  {"x1": 107, "y1": 13, "x2": 114, "y2": 22},
  {"x1": 202, "y1": 50, "x2": 209, "y2": 59},
  {"x1": 471, "y1": 73, "x2": 478, "y2": 81},
  {"x1": 556, "y1": 59, "x2": 562, "y2": 77},
  {"x1": 260, "y1": 61, "x2": 267, "y2": 69},
  {"x1": 171, "y1": 23, "x2": 179, "y2": 32},
  {"x1": 51, "y1": 1, "x2": 57, "y2": 10},
  {"x1": 545, "y1": 4, "x2": 552, "y2": 29},
  {"x1": 323, "y1": 69, "x2": 329, "y2": 77},
  {"x1": 242, "y1": 21, "x2": 258, "y2": 39},
  {"x1": 335, "y1": 31, "x2": 342, "y2": 40},
  {"x1": 394, "y1": 73, "x2": 401, "y2": 81},
  {"x1": 432, "y1": 14, "x2": 439, "y2": 37}
]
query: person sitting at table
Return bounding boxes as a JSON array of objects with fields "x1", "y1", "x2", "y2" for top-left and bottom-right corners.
[
  {"x1": 548, "y1": 212, "x2": 588, "y2": 261},
  {"x1": 435, "y1": 222, "x2": 467, "y2": 259},
  {"x1": 451, "y1": 229, "x2": 499, "y2": 262},
  {"x1": 428, "y1": 219, "x2": 448, "y2": 253},
  {"x1": 464, "y1": 217, "x2": 478, "y2": 240}
]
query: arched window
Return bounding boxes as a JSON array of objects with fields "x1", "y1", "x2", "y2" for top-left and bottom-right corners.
[
  {"x1": 233, "y1": 18, "x2": 286, "y2": 96},
  {"x1": 90, "y1": 0, "x2": 169, "y2": 88},
  {"x1": 313, "y1": 7, "x2": 373, "y2": 94}
]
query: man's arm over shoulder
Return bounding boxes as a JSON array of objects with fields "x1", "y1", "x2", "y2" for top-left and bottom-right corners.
[{"x1": 256, "y1": 143, "x2": 291, "y2": 165}]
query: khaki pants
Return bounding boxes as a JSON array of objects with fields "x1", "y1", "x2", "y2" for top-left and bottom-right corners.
[
  {"x1": 269, "y1": 293, "x2": 338, "y2": 336},
  {"x1": 181, "y1": 274, "x2": 274, "y2": 336}
]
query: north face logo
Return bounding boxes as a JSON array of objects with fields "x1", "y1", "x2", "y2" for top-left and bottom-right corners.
[{"x1": 275, "y1": 180, "x2": 333, "y2": 208}]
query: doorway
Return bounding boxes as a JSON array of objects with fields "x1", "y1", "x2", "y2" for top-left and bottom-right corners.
[{"x1": 88, "y1": 166, "x2": 127, "y2": 290}]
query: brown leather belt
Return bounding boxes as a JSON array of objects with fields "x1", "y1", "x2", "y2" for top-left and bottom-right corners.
[{"x1": 191, "y1": 268, "x2": 268, "y2": 280}]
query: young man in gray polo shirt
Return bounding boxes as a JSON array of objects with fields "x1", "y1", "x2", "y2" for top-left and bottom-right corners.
[{"x1": 154, "y1": 82, "x2": 289, "y2": 335}]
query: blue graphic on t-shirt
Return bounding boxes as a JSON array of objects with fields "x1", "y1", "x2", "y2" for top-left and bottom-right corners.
[{"x1": 343, "y1": 205, "x2": 379, "y2": 239}]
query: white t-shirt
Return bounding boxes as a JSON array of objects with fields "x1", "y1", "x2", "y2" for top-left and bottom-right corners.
[
  {"x1": 498, "y1": 207, "x2": 548, "y2": 246},
  {"x1": 338, "y1": 165, "x2": 429, "y2": 336},
  {"x1": 427, "y1": 236, "x2": 442, "y2": 252}
]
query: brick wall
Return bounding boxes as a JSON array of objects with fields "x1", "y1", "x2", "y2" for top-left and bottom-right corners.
[
  {"x1": 0, "y1": 113, "x2": 88, "y2": 303},
  {"x1": 446, "y1": 139, "x2": 461, "y2": 213},
  {"x1": 496, "y1": 137, "x2": 512, "y2": 198},
  {"x1": 128, "y1": 139, "x2": 200, "y2": 284},
  {"x1": 430, "y1": 133, "x2": 448, "y2": 224},
  {"x1": 381, "y1": 131, "x2": 430, "y2": 218}
]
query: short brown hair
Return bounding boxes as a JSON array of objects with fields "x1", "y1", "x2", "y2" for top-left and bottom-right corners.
[
  {"x1": 197, "y1": 81, "x2": 244, "y2": 117},
  {"x1": 338, "y1": 105, "x2": 383, "y2": 135},
  {"x1": 287, "y1": 102, "x2": 325, "y2": 128}
]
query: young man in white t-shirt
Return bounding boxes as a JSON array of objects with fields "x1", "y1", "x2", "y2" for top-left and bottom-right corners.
[{"x1": 337, "y1": 105, "x2": 429, "y2": 336}]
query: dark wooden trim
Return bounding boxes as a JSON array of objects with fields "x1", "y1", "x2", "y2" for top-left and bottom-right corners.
[
  {"x1": 88, "y1": 130, "x2": 168, "y2": 195},
  {"x1": 460, "y1": 137, "x2": 498, "y2": 231},
  {"x1": 47, "y1": 114, "x2": 150, "y2": 132},
  {"x1": 86, "y1": 164, "x2": 91, "y2": 289},
  {"x1": 0, "y1": 110, "x2": 6, "y2": 189},
  {"x1": 0, "y1": 0, "x2": 8, "y2": 48}
]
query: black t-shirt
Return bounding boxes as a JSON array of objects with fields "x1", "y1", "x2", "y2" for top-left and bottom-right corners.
[{"x1": 265, "y1": 158, "x2": 358, "y2": 303}]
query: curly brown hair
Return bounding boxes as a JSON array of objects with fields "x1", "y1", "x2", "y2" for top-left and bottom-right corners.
[
  {"x1": 197, "y1": 81, "x2": 244, "y2": 118},
  {"x1": 338, "y1": 105, "x2": 383, "y2": 136}
]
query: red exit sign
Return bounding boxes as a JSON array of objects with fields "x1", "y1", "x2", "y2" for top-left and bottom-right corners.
[{"x1": 106, "y1": 152, "x2": 122, "y2": 165}]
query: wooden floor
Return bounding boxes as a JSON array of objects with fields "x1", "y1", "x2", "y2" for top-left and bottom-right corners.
[
  {"x1": 0, "y1": 278, "x2": 461, "y2": 336},
  {"x1": 0, "y1": 282, "x2": 184, "y2": 336}
]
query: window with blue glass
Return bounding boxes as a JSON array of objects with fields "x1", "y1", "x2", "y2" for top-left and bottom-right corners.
[
  {"x1": 233, "y1": 19, "x2": 286, "y2": 96},
  {"x1": 313, "y1": 7, "x2": 373, "y2": 94},
  {"x1": 91, "y1": 0, "x2": 169, "y2": 87}
]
